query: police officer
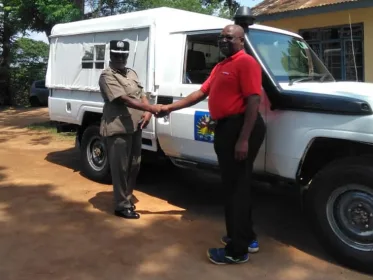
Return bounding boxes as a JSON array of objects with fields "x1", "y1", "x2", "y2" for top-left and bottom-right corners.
[{"x1": 99, "y1": 40, "x2": 161, "y2": 219}]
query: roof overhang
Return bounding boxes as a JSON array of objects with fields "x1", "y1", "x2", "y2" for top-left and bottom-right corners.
[{"x1": 255, "y1": 0, "x2": 373, "y2": 22}]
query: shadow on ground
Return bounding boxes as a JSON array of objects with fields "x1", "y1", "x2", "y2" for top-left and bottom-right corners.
[
  {"x1": 0, "y1": 107, "x2": 49, "y2": 129},
  {"x1": 45, "y1": 147, "x2": 336, "y2": 269},
  {"x1": 0, "y1": 107, "x2": 73, "y2": 146},
  {"x1": 0, "y1": 166, "x2": 7, "y2": 181},
  {"x1": 0, "y1": 184, "x2": 206, "y2": 279},
  {"x1": 136, "y1": 163, "x2": 331, "y2": 263},
  {"x1": 0, "y1": 130, "x2": 54, "y2": 145},
  {"x1": 0, "y1": 182, "x2": 343, "y2": 280},
  {"x1": 45, "y1": 147, "x2": 80, "y2": 173}
]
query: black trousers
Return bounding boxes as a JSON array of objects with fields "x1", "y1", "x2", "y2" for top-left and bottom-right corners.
[
  {"x1": 214, "y1": 113, "x2": 266, "y2": 257},
  {"x1": 106, "y1": 130, "x2": 142, "y2": 211}
]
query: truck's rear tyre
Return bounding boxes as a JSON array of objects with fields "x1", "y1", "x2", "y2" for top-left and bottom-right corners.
[
  {"x1": 80, "y1": 125, "x2": 111, "y2": 183},
  {"x1": 306, "y1": 156, "x2": 373, "y2": 273}
]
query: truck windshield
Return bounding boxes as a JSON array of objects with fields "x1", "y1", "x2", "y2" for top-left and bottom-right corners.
[{"x1": 248, "y1": 29, "x2": 335, "y2": 85}]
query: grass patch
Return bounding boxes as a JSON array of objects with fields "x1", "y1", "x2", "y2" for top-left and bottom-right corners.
[{"x1": 27, "y1": 121, "x2": 76, "y2": 140}]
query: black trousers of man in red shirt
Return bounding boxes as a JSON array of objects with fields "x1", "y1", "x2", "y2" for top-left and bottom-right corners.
[{"x1": 214, "y1": 112, "x2": 266, "y2": 257}]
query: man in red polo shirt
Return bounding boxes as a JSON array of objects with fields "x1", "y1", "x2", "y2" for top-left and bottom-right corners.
[{"x1": 159, "y1": 24, "x2": 266, "y2": 264}]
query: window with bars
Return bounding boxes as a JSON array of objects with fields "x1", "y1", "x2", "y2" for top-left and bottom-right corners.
[
  {"x1": 299, "y1": 23, "x2": 364, "y2": 82},
  {"x1": 81, "y1": 45, "x2": 106, "y2": 69}
]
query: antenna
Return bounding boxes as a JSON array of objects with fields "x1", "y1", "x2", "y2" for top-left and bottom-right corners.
[{"x1": 348, "y1": 13, "x2": 358, "y2": 82}]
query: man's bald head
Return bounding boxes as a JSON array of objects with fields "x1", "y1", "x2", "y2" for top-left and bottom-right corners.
[
  {"x1": 218, "y1": 24, "x2": 245, "y2": 57},
  {"x1": 223, "y1": 24, "x2": 245, "y2": 37}
]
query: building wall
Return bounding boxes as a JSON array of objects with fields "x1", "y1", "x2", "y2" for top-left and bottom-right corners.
[{"x1": 258, "y1": 7, "x2": 373, "y2": 82}]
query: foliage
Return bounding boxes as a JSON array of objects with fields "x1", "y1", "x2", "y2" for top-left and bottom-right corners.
[
  {"x1": 0, "y1": 0, "x2": 28, "y2": 105},
  {"x1": 10, "y1": 37, "x2": 49, "y2": 105},
  {"x1": 11, "y1": 37, "x2": 49, "y2": 64},
  {"x1": 0, "y1": 0, "x2": 82, "y2": 105},
  {"x1": 85, "y1": 0, "x2": 239, "y2": 19},
  {"x1": 27, "y1": 121, "x2": 75, "y2": 139},
  {"x1": 13, "y1": 0, "x2": 82, "y2": 36},
  {"x1": 201, "y1": 0, "x2": 240, "y2": 18},
  {"x1": 1, "y1": 0, "x2": 30, "y2": 34},
  {"x1": 136, "y1": 0, "x2": 221, "y2": 15},
  {"x1": 85, "y1": 0, "x2": 138, "y2": 17}
]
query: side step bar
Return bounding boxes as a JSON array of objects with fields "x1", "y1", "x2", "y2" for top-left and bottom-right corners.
[{"x1": 170, "y1": 157, "x2": 220, "y2": 173}]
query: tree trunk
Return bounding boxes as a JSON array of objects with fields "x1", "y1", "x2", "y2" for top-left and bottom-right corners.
[
  {"x1": 0, "y1": 10, "x2": 13, "y2": 106},
  {"x1": 73, "y1": 0, "x2": 85, "y2": 18},
  {"x1": 44, "y1": 24, "x2": 53, "y2": 41},
  {"x1": 226, "y1": 0, "x2": 234, "y2": 17}
]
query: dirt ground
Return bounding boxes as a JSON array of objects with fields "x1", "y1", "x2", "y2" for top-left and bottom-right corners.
[{"x1": 0, "y1": 107, "x2": 372, "y2": 280}]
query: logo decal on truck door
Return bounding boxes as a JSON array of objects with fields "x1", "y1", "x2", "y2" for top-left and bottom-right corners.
[{"x1": 194, "y1": 111, "x2": 215, "y2": 143}]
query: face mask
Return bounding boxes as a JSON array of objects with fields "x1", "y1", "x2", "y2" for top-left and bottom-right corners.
[
  {"x1": 110, "y1": 54, "x2": 128, "y2": 69},
  {"x1": 218, "y1": 40, "x2": 234, "y2": 57}
]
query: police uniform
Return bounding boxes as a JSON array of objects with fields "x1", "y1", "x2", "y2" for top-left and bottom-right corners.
[{"x1": 98, "y1": 40, "x2": 145, "y2": 218}]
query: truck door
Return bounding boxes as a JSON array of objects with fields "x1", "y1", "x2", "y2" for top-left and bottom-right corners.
[
  {"x1": 137, "y1": 25, "x2": 158, "y2": 152},
  {"x1": 157, "y1": 31, "x2": 266, "y2": 171}
]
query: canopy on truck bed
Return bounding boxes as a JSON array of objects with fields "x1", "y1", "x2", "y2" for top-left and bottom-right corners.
[{"x1": 45, "y1": 7, "x2": 232, "y2": 92}]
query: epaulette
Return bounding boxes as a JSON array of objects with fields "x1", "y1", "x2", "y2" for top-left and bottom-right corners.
[
  {"x1": 126, "y1": 68, "x2": 138, "y2": 77},
  {"x1": 107, "y1": 67, "x2": 118, "y2": 74}
]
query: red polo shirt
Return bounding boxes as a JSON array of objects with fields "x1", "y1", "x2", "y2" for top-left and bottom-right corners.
[{"x1": 200, "y1": 50, "x2": 262, "y2": 120}]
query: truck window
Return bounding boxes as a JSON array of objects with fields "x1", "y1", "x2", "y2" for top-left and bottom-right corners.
[
  {"x1": 183, "y1": 33, "x2": 223, "y2": 84},
  {"x1": 248, "y1": 29, "x2": 334, "y2": 84},
  {"x1": 82, "y1": 44, "x2": 106, "y2": 70},
  {"x1": 35, "y1": 80, "x2": 46, "y2": 88}
]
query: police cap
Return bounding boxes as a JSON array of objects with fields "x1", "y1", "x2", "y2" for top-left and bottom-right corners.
[{"x1": 109, "y1": 40, "x2": 129, "y2": 54}]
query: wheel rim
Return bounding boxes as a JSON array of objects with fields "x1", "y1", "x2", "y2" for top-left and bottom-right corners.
[
  {"x1": 86, "y1": 136, "x2": 107, "y2": 172},
  {"x1": 326, "y1": 184, "x2": 373, "y2": 251}
]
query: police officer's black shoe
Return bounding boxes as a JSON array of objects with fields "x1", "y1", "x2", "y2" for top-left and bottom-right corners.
[{"x1": 114, "y1": 208, "x2": 140, "y2": 219}]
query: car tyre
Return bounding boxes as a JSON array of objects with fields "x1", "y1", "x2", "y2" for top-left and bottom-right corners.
[
  {"x1": 29, "y1": 96, "x2": 41, "y2": 107},
  {"x1": 80, "y1": 125, "x2": 111, "y2": 183},
  {"x1": 306, "y1": 156, "x2": 373, "y2": 273}
]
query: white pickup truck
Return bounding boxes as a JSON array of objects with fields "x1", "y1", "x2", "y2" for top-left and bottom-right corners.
[{"x1": 46, "y1": 6, "x2": 373, "y2": 272}]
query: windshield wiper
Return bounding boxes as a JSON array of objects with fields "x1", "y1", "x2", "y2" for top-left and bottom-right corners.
[{"x1": 289, "y1": 77, "x2": 314, "y2": 86}]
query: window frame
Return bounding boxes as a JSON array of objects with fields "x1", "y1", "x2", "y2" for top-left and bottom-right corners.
[
  {"x1": 182, "y1": 30, "x2": 222, "y2": 85},
  {"x1": 299, "y1": 23, "x2": 364, "y2": 81},
  {"x1": 81, "y1": 44, "x2": 106, "y2": 70}
]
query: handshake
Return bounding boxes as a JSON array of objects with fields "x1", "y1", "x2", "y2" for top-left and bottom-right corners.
[{"x1": 149, "y1": 104, "x2": 172, "y2": 118}]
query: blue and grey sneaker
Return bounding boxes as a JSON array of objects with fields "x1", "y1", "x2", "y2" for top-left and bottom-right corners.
[
  {"x1": 207, "y1": 248, "x2": 249, "y2": 265},
  {"x1": 221, "y1": 236, "x2": 259, "y2": 253}
]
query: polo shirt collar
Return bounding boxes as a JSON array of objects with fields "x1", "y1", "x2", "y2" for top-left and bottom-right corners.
[
  {"x1": 222, "y1": 49, "x2": 245, "y2": 62},
  {"x1": 232, "y1": 49, "x2": 245, "y2": 59}
]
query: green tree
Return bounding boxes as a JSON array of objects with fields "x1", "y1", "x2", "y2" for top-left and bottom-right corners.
[
  {"x1": 17, "y1": 0, "x2": 83, "y2": 37},
  {"x1": 0, "y1": 0, "x2": 30, "y2": 105},
  {"x1": 202, "y1": 0, "x2": 240, "y2": 18},
  {"x1": 85, "y1": 0, "x2": 138, "y2": 18},
  {"x1": 0, "y1": 0, "x2": 82, "y2": 105},
  {"x1": 10, "y1": 37, "x2": 49, "y2": 105},
  {"x1": 84, "y1": 0, "x2": 239, "y2": 19},
  {"x1": 136, "y1": 0, "x2": 221, "y2": 15}
]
